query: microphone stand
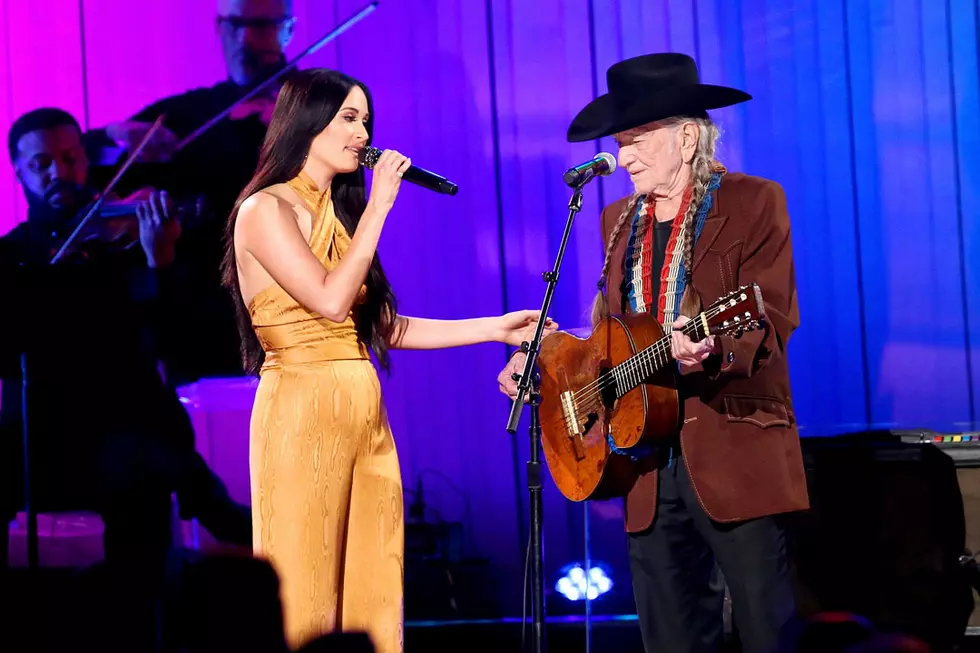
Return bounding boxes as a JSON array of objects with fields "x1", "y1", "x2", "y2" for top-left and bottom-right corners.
[
  {"x1": 20, "y1": 352, "x2": 36, "y2": 574},
  {"x1": 506, "y1": 181, "x2": 588, "y2": 653}
]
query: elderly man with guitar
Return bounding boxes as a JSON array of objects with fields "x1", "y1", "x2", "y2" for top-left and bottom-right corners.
[{"x1": 498, "y1": 53, "x2": 809, "y2": 653}]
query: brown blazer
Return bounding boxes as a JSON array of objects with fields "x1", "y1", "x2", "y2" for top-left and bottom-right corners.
[{"x1": 600, "y1": 172, "x2": 810, "y2": 533}]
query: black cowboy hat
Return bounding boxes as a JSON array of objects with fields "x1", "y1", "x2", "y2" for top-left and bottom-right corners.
[{"x1": 566, "y1": 53, "x2": 751, "y2": 142}]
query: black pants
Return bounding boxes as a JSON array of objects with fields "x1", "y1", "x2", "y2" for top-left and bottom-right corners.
[
  {"x1": 2, "y1": 429, "x2": 251, "y2": 575},
  {"x1": 628, "y1": 452, "x2": 796, "y2": 653}
]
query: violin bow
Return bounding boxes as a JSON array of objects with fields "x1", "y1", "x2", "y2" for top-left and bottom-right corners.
[
  {"x1": 50, "y1": 114, "x2": 167, "y2": 264},
  {"x1": 175, "y1": 1, "x2": 380, "y2": 153}
]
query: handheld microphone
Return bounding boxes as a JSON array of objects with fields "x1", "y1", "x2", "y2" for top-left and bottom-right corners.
[
  {"x1": 358, "y1": 146, "x2": 458, "y2": 196},
  {"x1": 563, "y1": 152, "x2": 616, "y2": 187}
]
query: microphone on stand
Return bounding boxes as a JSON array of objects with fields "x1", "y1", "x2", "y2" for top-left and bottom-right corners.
[
  {"x1": 358, "y1": 146, "x2": 459, "y2": 196},
  {"x1": 563, "y1": 152, "x2": 616, "y2": 187}
]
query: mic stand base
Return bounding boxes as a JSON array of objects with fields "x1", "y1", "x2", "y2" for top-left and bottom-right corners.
[{"x1": 21, "y1": 352, "x2": 38, "y2": 574}]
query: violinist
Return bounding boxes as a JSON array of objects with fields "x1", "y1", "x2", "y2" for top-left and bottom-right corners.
[
  {"x1": 83, "y1": 0, "x2": 297, "y2": 384},
  {"x1": 0, "y1": 107, "x2": 251, "y2": 578}
]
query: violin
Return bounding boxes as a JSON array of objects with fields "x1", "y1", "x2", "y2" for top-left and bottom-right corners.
[
  {"x1": 50, "y1": 191, "x2": 206, "y2": 262},
  {"x1": 227, "y1": 90, "x2": 277, "y2": 126}
]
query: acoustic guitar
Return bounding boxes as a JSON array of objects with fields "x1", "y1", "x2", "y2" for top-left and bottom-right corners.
[{"x1": 535, "y1": 284, "x2": 766, "y2": 502}]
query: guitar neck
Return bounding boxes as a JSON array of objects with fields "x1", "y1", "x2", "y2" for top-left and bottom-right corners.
[
  {"x1": 602, "y1": 286, "x2": 762, "y2": 398},
  {"x1": 610, "y1": 314, "x2": 707, "y2": 398}
]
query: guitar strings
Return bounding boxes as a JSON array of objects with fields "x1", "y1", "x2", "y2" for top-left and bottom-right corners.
[
  {"x1": 568, "y1": 331, "x2": 687, "y2": 413},
  {"x1": 572, "y1": 305, "x2": 723, "y2": 406},
  {"x1": 573, "y1": 307, "x2": 711, "y2": 400},
  {"x1": 568, "y1": 303, "x2": 729, "y2": 412},
  {"x1": 568, "y1": 320, "x2": 702, "y2": 414}
]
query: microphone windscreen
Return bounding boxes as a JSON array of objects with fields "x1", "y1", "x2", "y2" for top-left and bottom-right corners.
[
  {"x1": 357, "y1": 146, "x2": 382, "y2": 168},
  {"x1": 597, "y1": 152, "x2": 617, "y2": 175}
]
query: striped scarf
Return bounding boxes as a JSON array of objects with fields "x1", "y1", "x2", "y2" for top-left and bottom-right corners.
[{"x1": 623, "y1": 171, "x2": 723, "y2": 325}]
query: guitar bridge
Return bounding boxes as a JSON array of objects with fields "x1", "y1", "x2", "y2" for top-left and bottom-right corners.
[
  {"x1": 560, "y1": 390, "x2": 582, "y2": 438},
  {"x1": 560, "y1": 389, "x2": 591, "y2": 461}
]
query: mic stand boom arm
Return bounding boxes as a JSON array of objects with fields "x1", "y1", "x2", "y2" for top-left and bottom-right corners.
[
  {"x1": 506, "y1": 183, "x2": 583, "y2": 427},
  {"x1": 505, "y1": 182, "x2": 587, "y2": 653}
]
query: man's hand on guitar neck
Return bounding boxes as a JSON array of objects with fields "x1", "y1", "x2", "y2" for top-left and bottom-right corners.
[{"x1": 671, "y1": 315, "x2": 721, "y2": 368}]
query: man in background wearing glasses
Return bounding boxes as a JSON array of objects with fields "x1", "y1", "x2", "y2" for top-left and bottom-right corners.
[{"x1": 83, "y1": 0, "x2": 298, "y2": 386}]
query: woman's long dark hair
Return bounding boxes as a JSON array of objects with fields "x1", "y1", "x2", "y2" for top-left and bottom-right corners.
[{"x1": 220, "y1": 68, "x2": 398, "y2": 375}]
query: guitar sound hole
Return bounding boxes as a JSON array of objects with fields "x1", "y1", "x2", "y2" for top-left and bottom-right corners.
[
  {"x1": 599, "y1": 366, "x2": 617, "y2": 408},
  {"x1": 582, "y1": 412, "x2": 598, "y2": 435}
]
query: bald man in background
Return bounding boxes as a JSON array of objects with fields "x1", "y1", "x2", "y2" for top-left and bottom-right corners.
[{"x1": 83, "y1": 0, "x2": 297, "y2": 386}]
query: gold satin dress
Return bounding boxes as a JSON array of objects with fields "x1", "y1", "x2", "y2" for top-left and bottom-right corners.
[{"x1": 247, "y1": 171, "x2": 403, "y2": 653}]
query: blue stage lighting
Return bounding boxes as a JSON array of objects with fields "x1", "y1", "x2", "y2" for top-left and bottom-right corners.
[{"x1": 555, "y1": 563, "x2": 613, "y2": 601}]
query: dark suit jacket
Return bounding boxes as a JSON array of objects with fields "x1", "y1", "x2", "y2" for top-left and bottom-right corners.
[
  {"x1": 0, "y1": 222, "x2": 197, "y2": 514},
  {"x1": 600, "y1": 172, "x2": 810, "y2": 532}
]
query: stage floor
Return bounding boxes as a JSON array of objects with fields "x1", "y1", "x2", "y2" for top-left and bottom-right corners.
[
  {"x1": 0, "y1": 566, "x2": 671, "y2": 653},
  {"x1": 3, "y1": 565, "x2": 978, "y2": 653}
]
